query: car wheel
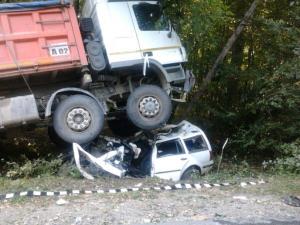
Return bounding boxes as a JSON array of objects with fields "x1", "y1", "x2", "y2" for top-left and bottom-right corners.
[
  {"x1": 181, "y1": 166, "x2": 201, "y2": 180},
  {"x1": 53, "y1": 95, "x2": 104, "y2": 144},
  {"x1": 126, "y1": 85, "x2": 172, "y2": 130}
]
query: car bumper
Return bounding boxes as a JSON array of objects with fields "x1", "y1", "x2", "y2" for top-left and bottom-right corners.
[{"x1": 202, "y1": 161, "x2": 214, "y2": 174}]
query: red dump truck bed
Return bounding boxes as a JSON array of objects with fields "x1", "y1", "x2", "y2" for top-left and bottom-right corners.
[{"x1": 0, "y1": 1, "x2": 87, "y2": 79}]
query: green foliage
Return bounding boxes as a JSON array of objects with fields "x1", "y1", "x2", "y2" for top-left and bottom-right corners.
[
  {"x1": 168, "y1": 0, "x2": 300, "y2": 173},
  {"x1": 58, "y1": 162, "x2": 83, "y2": 179},
  {"x1": 163, "y1": 0, "x2": 233, "y2": 75},
  {"x1": 5, "y1": 155, "x2": 63, "y2": 179},
  {"x1": 263, "y1": 139, "x2": 300, "y2": 174},
  {"x1": 0, "y1": 128, "x2": 62, "y2": 171}
]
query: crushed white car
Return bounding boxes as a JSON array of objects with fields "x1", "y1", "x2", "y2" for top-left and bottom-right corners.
[{"x1": 73, "y1": 121, "x2": 214, "y2": 182}]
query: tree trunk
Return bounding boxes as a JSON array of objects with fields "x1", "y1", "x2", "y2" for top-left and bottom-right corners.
[
  {"x1": 191, "y1": 0, "x2": 259, "y2": 100},
  {"x1": 232, "y1": 34, "x2": 245, "y2": 68}
]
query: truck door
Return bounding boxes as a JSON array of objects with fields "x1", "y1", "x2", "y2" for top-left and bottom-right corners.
[
  {"x1": 128, "y1": 2, "x2": 185, "y2": 65},
  {"x1": 152, "y1": 139, "x2": 189, "y2": 181},
  {"x1": 102, "y1": 2, "x2": 142, "y2": 64}
]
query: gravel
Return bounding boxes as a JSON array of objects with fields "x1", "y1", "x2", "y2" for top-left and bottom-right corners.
[{"x1": 0, "y1": 180, "x2": 299, "y2": 225}]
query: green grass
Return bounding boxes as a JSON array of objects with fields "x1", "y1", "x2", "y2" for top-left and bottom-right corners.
[
  {"x1": 0, "y1": 172, "x2": 299, "y2": 196},
  {"x1": 0, "y1": 176, "x2": 74, "y2": 193},
  {"x1": 1, "y1": 159, "x2": 299, "y2": 198},
  {"x1": 253, "y1": 174, "x2": 300, "y2": 196},
  {"x1": 0, "y1": 175, "x2": 169, "y2": 194}
]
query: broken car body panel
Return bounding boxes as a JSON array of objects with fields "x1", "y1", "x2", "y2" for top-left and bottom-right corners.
[{"x1": 73, "y1": 143, "x2": 126, "y2": 180}]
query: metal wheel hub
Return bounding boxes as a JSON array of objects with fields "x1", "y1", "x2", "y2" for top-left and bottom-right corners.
[
  {"x1": 66, "y1": 108, "x2": 91, "y2": 131},
  {"x1": 139, "y1": 96, "x2": 160, "y2": 118}
]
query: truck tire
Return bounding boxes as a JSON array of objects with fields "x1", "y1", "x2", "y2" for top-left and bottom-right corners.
[
  {"x1": 126, "y1": 85, "x2": 172, "y2": 130},
  {"x1": 53, "y1": 95, "x2": 104, "y2": 144},
  {"x1": 48, "y1": 125, "x2": 68, "y2": 148}
]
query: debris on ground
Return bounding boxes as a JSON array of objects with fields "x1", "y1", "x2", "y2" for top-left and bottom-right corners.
[
  {"x1": 282, "y1": 196, "x2": 300, "y2": 207},
  {"x1": 73, "y1": 216, "x2": 82, "y2": 225},
  {"x1": 135, "y1": 183, "x2": 143, "y2": 187},
  {"x1": 233, "y1": 196, "x2": 248, "y2": 201},
  {"x1": 56, "y1": 198, "x2": 69, "y2": 206}
]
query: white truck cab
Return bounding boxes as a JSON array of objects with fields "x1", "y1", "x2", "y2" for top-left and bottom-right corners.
[
  {"x1": 77, "y1": 0, "x2": 195, "y2": 141},
  {"x1": 82, "y1": 0, "x2": 187, "y2": 67}
]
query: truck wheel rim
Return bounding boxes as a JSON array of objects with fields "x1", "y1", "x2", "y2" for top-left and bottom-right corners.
[
  {"x1": 139, "y1": 96, "x2": 160, "y2": 118},
  {"x1": 66, "y1": 108, "x2": 91, "y2": 132}
]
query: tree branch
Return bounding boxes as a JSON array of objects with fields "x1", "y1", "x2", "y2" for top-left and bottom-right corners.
[{"x1": 190, "y1": 0, "x2": 259, "y2": 102}]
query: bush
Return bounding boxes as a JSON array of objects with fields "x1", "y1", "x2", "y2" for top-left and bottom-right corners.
[
  {"x1": 263, "y1": 139, "x2": 300, "y2": 174},
  {"x1": 5, "y1": 155, "x2": 63, "y2": 179},
  {"x1": 58, "y1": 162, "x2": 82, "y2": 179}
]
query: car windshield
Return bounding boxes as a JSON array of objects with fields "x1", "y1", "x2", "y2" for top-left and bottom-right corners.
[
  {"x1": 133, "y1": 3, "x2": 169, "y2": 31},
  {"x1": 184, "y1": 136, "x2": 208, "y2": 153}
]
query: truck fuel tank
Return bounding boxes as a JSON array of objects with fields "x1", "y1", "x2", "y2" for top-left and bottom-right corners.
[{"x1": 0, "y1": 95, "x2": 40, "y2": 129}]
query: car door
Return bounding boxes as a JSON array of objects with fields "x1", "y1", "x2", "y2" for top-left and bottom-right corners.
[
  {"x1": 183, "y1": 135, "x2": 212, "y2": 171},
  {"x1": 152, "y1": 138, "x2": 189, "y2": 181},
  {"x1": 128, "y1": 1, "x2": 185, "y2": 65}
]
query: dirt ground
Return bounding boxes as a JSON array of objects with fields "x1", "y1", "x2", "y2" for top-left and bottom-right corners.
[{"x1": 0, "y1": 175, "x2": 299, "y2": 225}]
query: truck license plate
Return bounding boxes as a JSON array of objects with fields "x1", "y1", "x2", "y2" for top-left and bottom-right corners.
[{"x1": 49, "y1": 43, "x2": 70, "y2": 57}]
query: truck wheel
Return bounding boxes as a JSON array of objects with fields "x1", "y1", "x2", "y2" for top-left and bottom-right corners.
[
  {"x1": 53, "y1": 95, "x2": 104, "y2": 144},
  {"x1": 126, "y1": 85, "x2": 172, "y2": 130},
  {"x1": 48, "y1": 125, "x2": 69, "y2": 148}
]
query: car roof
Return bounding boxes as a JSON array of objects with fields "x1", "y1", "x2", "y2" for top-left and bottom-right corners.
[{"x1": 156, "y1": 121, "x2": 206, "y2": 142}]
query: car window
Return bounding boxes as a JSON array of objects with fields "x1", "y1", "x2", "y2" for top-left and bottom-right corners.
[
  {"x1": 156, "y1": 139, "x2": 184, "y2": 158},
  {"x1": 184, "y1": 136, "x2": 208, "y2": 153},
  {"x1": 133, "y1": 3, "x2": 169, "y2": 31}
]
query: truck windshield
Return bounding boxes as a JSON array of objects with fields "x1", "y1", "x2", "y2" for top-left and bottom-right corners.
[
  {"x1": 184, "y1": 136, "x2": 208, "y2": 153},
  {"x1": 133, "y1": 3, "x2": 169, "y2": 31}
]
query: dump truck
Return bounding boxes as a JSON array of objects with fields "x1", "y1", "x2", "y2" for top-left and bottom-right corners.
[{"x1": 0, "y1": 0, "x2": 194, "y2": 145}]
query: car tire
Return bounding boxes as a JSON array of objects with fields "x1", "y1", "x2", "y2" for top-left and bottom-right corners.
[
  {"x1": 126, "y1": 85, "x2": 172, "y2": 130},
  {"x1": 181, "y1": 166, "x2": 201, "y2": 180},
  {"x1": 53, "y1": 95, "x2": 104, "y2": 144}
]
